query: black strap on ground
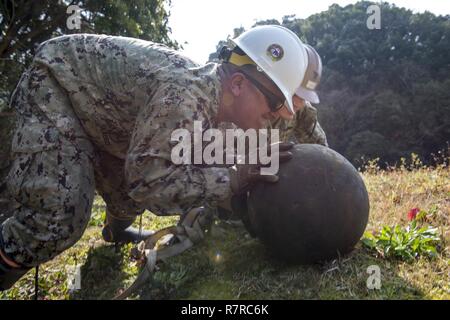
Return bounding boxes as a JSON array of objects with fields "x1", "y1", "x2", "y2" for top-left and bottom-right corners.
[
  {"x1": 34, "y1": 265, "x2": 39, "y2": 300},
  {"x1": 138, "y1": 214, "x2": 143, "y2": 239}
]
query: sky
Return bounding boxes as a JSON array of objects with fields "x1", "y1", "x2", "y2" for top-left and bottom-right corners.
[{"x1": 167, "y1": 0, "x2": 450, "y2": 64}]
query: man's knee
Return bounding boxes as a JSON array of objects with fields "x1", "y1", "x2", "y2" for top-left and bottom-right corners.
[
  {"x1": 1, "y1": 186, "x2": 93, "y2": 266},
  {"x1": 3, "y1": 140, "x2": 95, "y2": 266}
]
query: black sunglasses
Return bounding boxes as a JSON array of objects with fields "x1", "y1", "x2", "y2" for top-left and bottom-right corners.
[{"x1": 240, "y1": 71, "x2": 285, "y2": 112}]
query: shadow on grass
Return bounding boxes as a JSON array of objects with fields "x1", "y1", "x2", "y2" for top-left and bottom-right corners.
[
  {"x1": 135, "y1": 221, "x2": 428, "y2": 300},
  {"x1": 66, "y1": 221, "x2": 429, "y2": 300}
]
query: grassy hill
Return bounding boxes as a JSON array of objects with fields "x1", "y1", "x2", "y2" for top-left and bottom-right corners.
[{"x1": 1, "y1": 155, "x2": 448, "y2": 300}]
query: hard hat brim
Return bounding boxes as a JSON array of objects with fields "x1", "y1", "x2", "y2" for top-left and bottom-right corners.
[
  {"x1": 295, "y1": 86, "x2": 320, "y2": 104},
  {"x1": 284, "y1": 92, "x2": 296, "y2": 114}
]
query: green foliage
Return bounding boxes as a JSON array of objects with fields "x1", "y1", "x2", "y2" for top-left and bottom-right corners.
[
  {"x1": 88, "y1": 196, "x2": 107, "y2": 227},
  {"x1": 362, "y1": 221, "x2": 441, "y2": 261}
]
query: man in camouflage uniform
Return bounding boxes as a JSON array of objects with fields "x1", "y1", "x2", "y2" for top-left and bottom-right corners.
[{"x1": 0, "y1": 30, "x2": 326, "y2": 290}]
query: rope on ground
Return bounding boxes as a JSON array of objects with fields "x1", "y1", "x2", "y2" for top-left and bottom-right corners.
[{"x1": 113, "y1": 207, "x2": 212, "y2": 300}]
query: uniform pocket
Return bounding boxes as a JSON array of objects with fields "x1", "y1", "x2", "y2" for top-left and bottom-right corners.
[
  {"x1": 7, "y1": 117, "x2": 61, "y2": 205},
  {"x1": 11, "y1": 116, "x2": 60, "y2": 154}
]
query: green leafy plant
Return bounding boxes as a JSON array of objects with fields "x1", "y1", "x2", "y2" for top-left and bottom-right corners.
[{"x1": 362, "y1": 221, "x2": 440, "y2": 262}]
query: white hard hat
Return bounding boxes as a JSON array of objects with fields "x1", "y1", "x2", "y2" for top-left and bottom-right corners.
[
  {"x1": 230, "y1": 25, "x2": 308, "y2": 114},
  {"x1": 295, "y1": 44, "x2": 323, "y2": 104}
]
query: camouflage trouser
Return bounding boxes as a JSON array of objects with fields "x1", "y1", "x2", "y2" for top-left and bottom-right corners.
[
  {"x1": 1, "y1": 64, "x2": 143, "y2": 267},
  {"x1": 0, "y1": 111, "x2": 15, "y2": 224},
  {"x1": 2, "y1": 112, "x2": 95, "y2": 267}
]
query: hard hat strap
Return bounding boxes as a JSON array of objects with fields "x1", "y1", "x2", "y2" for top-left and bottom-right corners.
[
  {"x1": 219, "y1": 46, "x2": 256, "y2": 67},
  {"x1": 228, "y1": 52, "x2": 256, "y2": 67}
]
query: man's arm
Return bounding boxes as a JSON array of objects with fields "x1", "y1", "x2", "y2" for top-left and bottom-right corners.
[
  {"x1": 125, "y1": 84, "x2": 231, "y2": 216},
  {"x1": 273, "y1": 102, "x2": 328, "y2": 146},
  {"x1": 294, "y1": 102, "x2": 328, "y2": 146}
]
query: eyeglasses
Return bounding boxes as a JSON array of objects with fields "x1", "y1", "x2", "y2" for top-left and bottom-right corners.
[{"x1": 241, "y1": 71, "x2": 285, "y2": 112}]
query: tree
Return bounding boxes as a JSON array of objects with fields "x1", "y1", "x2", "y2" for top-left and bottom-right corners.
[
  {"x1": 0, "y1": 0, "x2": 178, "y2": 109},
  {"x1": 208, "y1": 27, "x2": 245, "y2": 62}
]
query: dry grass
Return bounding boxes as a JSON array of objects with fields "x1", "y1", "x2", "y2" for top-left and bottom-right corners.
[{"x1": 1, "y1": 154, "x2": 448, "y2": 300}]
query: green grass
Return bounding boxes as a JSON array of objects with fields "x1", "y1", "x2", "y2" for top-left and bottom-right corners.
[{"x1": 1, "y1": 155, "x2": 449, "y2": 300}]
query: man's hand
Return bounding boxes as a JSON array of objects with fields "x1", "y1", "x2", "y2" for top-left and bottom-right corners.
[{"x1": 229, "y1": 142, "x2": 294, "y2": 195}]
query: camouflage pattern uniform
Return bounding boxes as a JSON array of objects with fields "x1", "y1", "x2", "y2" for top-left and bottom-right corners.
[
  {"x1": 0, "y1": 111, "x2": 15, "y2": 224},
  {"x1": 271, "y1": 101, "x2": 328, "y2": 146},
  {"x1": 1, "y1": 34, "x2": 326, "y2": 267}
]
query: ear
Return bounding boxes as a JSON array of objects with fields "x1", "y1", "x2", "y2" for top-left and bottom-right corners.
[{"x1": 229, "y1": 72, "x2": 246, "y2": 96}]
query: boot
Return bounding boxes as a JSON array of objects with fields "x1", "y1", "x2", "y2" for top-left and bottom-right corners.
[{"x1": 102, "y1": 215, "x2": 154, "y2": 244}]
